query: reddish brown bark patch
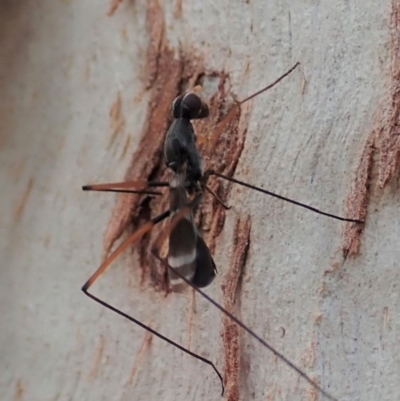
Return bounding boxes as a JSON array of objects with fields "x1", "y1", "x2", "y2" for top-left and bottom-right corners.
[
  {"x1": 102, "y1": 0, "x2": 252, "y2": 291},
  {"x1": 107, "y1": 0, "x2": 124, "y2": 16},
  {"x1": 379, "y1": 3, "x2": 400, "y2": 188},
  {"x1": 343, "y1": 2, "x2": 400, "y2": 256},
  {"x1": 342, "y1": 136, "x2": 374, "y2": 256},
  {"x1": 87, "y1": 335, "x2": 105, "y2": 381},
  {"x1": 13, "y1": 177, "x2": 34, "y2": 221},
  {"x1": 102, "y1": 0, "x2": 189, "y2": 290},
  {"x1": 125, "y1": 332, "x2": 153, "y2": 386},
  {"x1": 13, "y1": 378, "x2": 24, "y2": 401},
  {"x1": 194, "y1": 75, "x2": 251, "y2": 256},
  {"x1": 221, "y1": 217, "x2": 251, "y2": 401}
]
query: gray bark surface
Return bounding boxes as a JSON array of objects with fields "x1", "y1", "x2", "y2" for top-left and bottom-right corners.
[{"x1": 1, "y1": 1, "x2": 399, "y2": 401}]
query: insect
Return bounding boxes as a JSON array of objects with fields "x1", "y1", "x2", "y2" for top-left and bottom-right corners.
[{"x1": 82, "y1": 62, "x2": 363, "y2": 400}]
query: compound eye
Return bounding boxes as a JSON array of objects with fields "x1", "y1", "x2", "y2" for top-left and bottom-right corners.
[
  {"x1": 182, "y1": 93, "x2": 209, "y2": 119},
  {"x1": 182, "y1": 93, "x2": 202, "y2": 116}
]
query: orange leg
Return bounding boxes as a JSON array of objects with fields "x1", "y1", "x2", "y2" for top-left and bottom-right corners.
[
  {"x1": 81, "y1": 206, "x2": 224, "y2": 396},
  {"x1": 82, "y1": 180, "x2": 168, "y2": 195}
]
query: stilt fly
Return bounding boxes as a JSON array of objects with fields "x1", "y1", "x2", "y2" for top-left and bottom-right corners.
[{"x1": 82, "y1": 62, "x2": 363, "y2": 400}]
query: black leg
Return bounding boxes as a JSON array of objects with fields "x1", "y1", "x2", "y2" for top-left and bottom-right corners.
[
  {"x1": 81, "y1": 209, "x2": 224, "y2": 396},
  {"x1": 205, "y1": 169, "x2": 364, "y2": 224}
]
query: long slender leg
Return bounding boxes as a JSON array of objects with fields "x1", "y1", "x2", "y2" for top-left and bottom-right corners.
[
  {"x1": 203, "y1": 184, "x2": 231, "y2": 210},
  {"x1": 82, "y1": 180, "x2": 169, "y2": 195},
  {"x1": 82, "y1": 210, "x2": 169, "y2": 291},
  {"x1": 205, "y1": 169, "x2": 364, "y2": 224},
  {"x1": 83, "y1": 188, "x2": 163, "y2": 195},
  {"x1": 151, "y1": 229, "x2": 337, "y2": 401},
  {"x1": 207, "y1": 63, "x2": 300, "y2": 152},
  {"x1": 153, "y1": 255, "x2": 338, "y2": 401},
  {"x1": 81, "y1": 209, "x2": 224, "y2": 395}
]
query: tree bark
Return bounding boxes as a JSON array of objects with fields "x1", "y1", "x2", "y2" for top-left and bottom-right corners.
[{"x1": 1, "y1": 1, "x2": 399, "y2": 401}]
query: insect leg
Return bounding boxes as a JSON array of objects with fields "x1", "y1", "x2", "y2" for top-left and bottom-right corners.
[
  {"x1": 81, "y1": 208, "x2": 225, "y2": 395},
  {"x1": 82, "y1": 210, "x2": 169, "y2": 291},
  {"x1": 207, "y1": 62, "x2": 300, "y2": 152},
  {"x1": 151, "y1": 243, "x2": 338, "y2": 401},
  {"x1": 203, "y1": 184, "x2": 231, "y2": 210},
  {"x1": 146, "y1": 194, "x2": 224, "y2": 394},
  {"x1": 82, "y1": 180, "x2": 168, "y2": 195},
  {"x1": 150, "y1": 192, "x2": 336, "y2": 400},
  {"x1": 204, "y1": 169, "x2": 364, "y2": 224}
]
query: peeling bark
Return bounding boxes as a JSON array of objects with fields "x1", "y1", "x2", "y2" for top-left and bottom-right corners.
[
  {"x1": 221, "y1": 218, "x2": 251, "y2": 401},
  {"x1": 2, "y1": 2, "x2": 400, "y2": 401},
  {"x1": 343, "y1": 0, "x2": 400, "y2": 256}
]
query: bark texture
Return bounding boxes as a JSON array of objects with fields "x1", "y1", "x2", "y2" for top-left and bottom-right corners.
[{"x1": 1, "y1": 1, "x2": 399, "y2": 401}]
